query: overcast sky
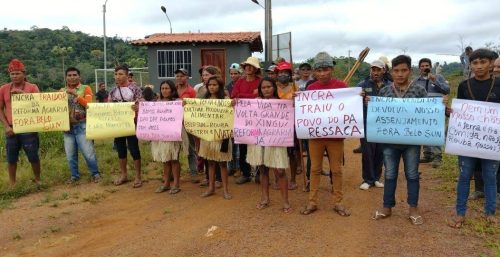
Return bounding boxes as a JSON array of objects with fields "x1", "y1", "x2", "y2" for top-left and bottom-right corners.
[{"x1": 1, "y1": 0, "x2": 500, "y2": 66}]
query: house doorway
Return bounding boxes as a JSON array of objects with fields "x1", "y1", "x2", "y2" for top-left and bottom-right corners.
[{"x1": 201, "y1": 49, "x2": 226, "y2": 82}]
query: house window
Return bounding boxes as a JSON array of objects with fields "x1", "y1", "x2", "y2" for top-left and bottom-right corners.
[{"x1": 157, "y1": 50, "x2": 192, "y2": 78}]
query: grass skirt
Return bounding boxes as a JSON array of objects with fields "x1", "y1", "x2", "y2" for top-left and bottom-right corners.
[
  {"x1": 198, "y1": 139, "x2": 232, "y2": 162},
  {"x1": 151, "y1": 141, "x2": 181, "y2": 162},
  {"x1": 247, "y1": 145, "x2": 289, "y2": 169}
]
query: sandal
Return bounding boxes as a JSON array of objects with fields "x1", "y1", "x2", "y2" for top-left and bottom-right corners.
[
  {"x1": 155, "y1": 185, "x2": 170, "y2": 193},
  {"x1": 447, "y1": 216, "x2": 464, "y2": 229},
  {"x1": 169, "y1": 187, "x2": 181, "y2": 194},
  {"x1": 485, "y1": 215, "x2": 498, "y2": 225},
  {"x1": 300, "y1": 206, "x2": 318, "y2": 215},
  {"x1": 288, "y1": 182, "x2": 298, "y2": 190},
  {"x1": 132, "y1": 180, "x2": 143, "y2": 188},
  {"x1": 283, "y1": 206, "x2": 293, "y2": 214},
  {"x1": 256, "y1": 201, "x2": 270, "y2": 210},
  {"x1": 333, "y1": 205, "x2": 351, "y2": 217},
  {"x1": 372, "y1": 210, "x2": 391, "y2": 220},
  {"x1": 201, "y1": 191, "x2": 214, "y2": 198},
  {"x1": 113, "y1": 178, "x2": 129, "y2": 186},
  {"x1": 409, "y1": 215, "x2": 424, "y2": 225},
  {"x1": 223, "y1": 193, "x2": 233, "y2": 200},
  {"x1": 199, "y1": 179, "x2": 208, "y2": 188}
]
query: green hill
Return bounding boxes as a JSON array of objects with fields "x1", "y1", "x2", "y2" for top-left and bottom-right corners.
[{"x1": 0, "y1": 27, "x2": 147, "y2": 90}]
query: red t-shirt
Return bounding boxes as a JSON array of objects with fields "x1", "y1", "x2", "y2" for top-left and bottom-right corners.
[
  {"x1": 306, "y1": 78, "x2": 347, "y2": 91},
  {"x1": 231, "y1": 77, "x2": 261, "y2": 99},
  {"x1": 0, "y1": 82, "x2": 40, "y2": 125},
  {"x1": 178, "y1": 85, "x2": 196, "y2": 99},
  {"x1": 306, "y1": 78, "x2": 347, "y2": 141}
]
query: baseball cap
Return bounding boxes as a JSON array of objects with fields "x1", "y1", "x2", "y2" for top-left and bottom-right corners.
[
  {"x1": 175, "y1": 68, "x2": 189, "y2": 76},
  {"x1": 370, "y1": 60, "x2": 385, "y2": 69}
]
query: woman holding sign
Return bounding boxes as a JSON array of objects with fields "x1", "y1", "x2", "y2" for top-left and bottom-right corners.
[
  {"x1": 152, "y1": 80, "x2": 183, "y2": 194},
  {"x1": 198, "y1": 76, "x2": 233, "y2": 200},
  {"x1": 249, "y1": 77, "x2": 292, "y2": 213},
  {"x1": 109, "y1": 65, "x2": 144, "y2": 188}
]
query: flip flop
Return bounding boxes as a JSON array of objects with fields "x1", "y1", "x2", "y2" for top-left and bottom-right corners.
[
  {"x1": 201, "y1": 191, "x2": 215, "y2": 198},
  {"x1": 132, "y1": 180, "x2": 143, "y2": 188},
  {"x1": 256, "y1": 202, "x2": 270, "y2": 210},
  {"x1": 372, "y1": 210, "x2": 391, "y2": 220},
  {"x1": 169, "y1": 187, "x2": 181, "y2": 194},
  {"x1": 155, "y1": 185, "x2": 170, "y2": 193},
  {"x1": 113, "y1": 178, "x2": 129, "y2": 186},
  {"x1": 334, "y1": 205, "x2": 351, "y2": 217},
  {"x1": 409, "y1": 215, "x2": 424, "y2": 225},
  {"x1": 300, "y1": 206, "x2": 318, "y2": 215},
  {"x1": 288, "y1": 183, "x2": 298, "y2": 190},
  {"x1": 447, "y1": 217, "x2": 464, "y2": 229},
  {"x1": 283, "y1": 206, "x2": 293, "y2": 214},
  {"x1": 223, "y1": 193, "x2": 233, "y2": 200}
]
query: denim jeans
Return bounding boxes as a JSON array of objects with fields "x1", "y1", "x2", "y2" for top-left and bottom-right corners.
[
  {"x1": 382, "y1": 144, "x2": 420, "y2": 208},
  {"x1": 361, "y1": 138, "x2": 383, "y2": 185},
  {"x1": 187, "y1": 133, "x2": 198, "y2": 176},
  {"x1": 228, "y1": 138, "x2": 240, "y2": 171},
  {"x1": 63, "y1": 123, "x2": 99, "y2": 179},
  {"x1": 456, "y1": 156, "x2": 499, "y2": 216}
]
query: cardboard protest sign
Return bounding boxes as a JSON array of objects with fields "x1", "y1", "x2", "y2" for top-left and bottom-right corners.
[
  {"x1": 294, "y1": 87, "x2": 364, "y2": 139},
  {"x1": 366, "y1": 97, "x2": 446, "y2": 146},
  {"x1": 136, "y1": 101, "x2": 183, "y2": 141},
  {"x1": 445, "y1": 99, "x2": 500, "y2": 160},
  {"x1": 86, "y1": 102, "x2": 136, "y2": 139},
  {"x1": 233, "y1": 99, "x2": 294, "y2": 146},
  {"x1": 12, "y1": 92, "x2": 70, "y2": 133},
  {"x1": 183, "y1": 98, "x2": 233, "y2": 141}
]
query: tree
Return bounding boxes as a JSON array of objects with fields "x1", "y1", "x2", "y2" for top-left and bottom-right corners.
[{"x1": 51, "y1": 46, "x2": 74, "y2": 84}]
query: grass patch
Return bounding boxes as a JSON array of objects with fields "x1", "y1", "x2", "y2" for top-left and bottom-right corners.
[
  {"x1": 49, "y1": 226, "x2": 61, "y2": 233},
  {"x1": 82, "y1": 193, "x2": 106, "y2": 204},
  {"x1": 433, "y1": 153, "x2": 499, "y2": 254},
  {"x1": 0, "y1": 198, "x2": 13, "y2": 211}
]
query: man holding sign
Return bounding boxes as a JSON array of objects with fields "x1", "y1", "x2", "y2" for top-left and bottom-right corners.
[
  {"x1": 448, "y1": 49, "x2": 500, "y2": 228},
  {"x1": 300, "y1": 52, "x2": 350, "y2": 217},
  {"x1": 62, "y1": 67, "x2": 101, "y2": 184},
  {"x1": 0, "y1": 59, "x2": 41, "y2": 186},
  {"x1": 372, "y1": 55, "x2": 427, "y2": 225}
]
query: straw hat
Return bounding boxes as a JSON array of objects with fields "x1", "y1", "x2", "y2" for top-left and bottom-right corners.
[{"x1": 240, "y1": 57, "x2": 261, "y2": 70}]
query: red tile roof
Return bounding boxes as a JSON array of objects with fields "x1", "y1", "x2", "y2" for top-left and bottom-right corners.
[{"x1": 131, "y1": 32, "x2": 263, "y2": 52}]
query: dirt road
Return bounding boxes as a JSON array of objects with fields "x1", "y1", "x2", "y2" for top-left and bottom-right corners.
[{"x1": 0, "y1": 139, "x2": 491, "y2": 257}]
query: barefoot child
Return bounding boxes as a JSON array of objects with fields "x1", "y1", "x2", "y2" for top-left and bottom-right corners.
[
  {"x1": 248, "y1": 77, "x2": 292, "y2": 213},
  {"x1": 152, "y1": 80, "x2": 182, "y2": 194},
  {"x1": 197, "y1": 76, "x2": 233, "y2": 200}
]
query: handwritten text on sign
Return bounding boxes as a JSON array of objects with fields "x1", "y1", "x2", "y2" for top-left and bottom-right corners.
[
  {"x1": 86, "y1": 102, "x2": 135, "y2": 140},
  {"x1": 183, "y1": 98, "x2": 233, "y2": 141},
  {"x1": 12, "y1": 92, "x2": 69, "y2": 133},
  {"x1": 233, "y1": 99, "x2": 294, "y2": 146},
  {"x1": 136, "y1": 101, "x2": 183, "y2": 141},
  {"x1": 295, "y1": 87, "x2": 364, "y2": 139},
  {"x1": 367, "y1": 97, "x2": 445, "y2": 146},
  {"x1": 445, "y1": 99, "x2": 500, "y2": 160}
]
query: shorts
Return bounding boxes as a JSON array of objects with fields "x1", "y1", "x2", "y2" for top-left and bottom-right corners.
[{"x1": 6, "y1": 132, "x2": 40, "y2": 164}]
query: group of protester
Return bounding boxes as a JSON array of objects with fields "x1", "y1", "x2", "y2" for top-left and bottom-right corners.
[{"x1": 1, "y1": 47, "x2": 499, "y2": 227}]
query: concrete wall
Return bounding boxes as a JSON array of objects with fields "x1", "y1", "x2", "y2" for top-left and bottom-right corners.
[{"x1": 146, "y1": 43, "x2": 253, "y2": 89}]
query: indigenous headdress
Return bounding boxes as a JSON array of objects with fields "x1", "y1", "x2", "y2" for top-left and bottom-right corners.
[{"x1": 8, "y1": 59, "x2": 25, "y2": 72}]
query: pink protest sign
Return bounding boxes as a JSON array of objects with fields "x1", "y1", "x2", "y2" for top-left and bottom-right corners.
[
  {"x1": 233, "y1": 99, "x2": 294, "y2": 146},
  {"x1": 136, "y1": 101, "x2": 183, "y2": 141}
]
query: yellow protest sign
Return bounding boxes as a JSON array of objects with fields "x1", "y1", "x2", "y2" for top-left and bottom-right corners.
[
  {"x1": 12, "y1": 92, "x2": 69, "y2": 133},
  {"x1": 183, "y1": 98, "x2": 233, "y2": 141},
  {"x1": 86, "y1": 102, "x2": 136, "y2": 139}
]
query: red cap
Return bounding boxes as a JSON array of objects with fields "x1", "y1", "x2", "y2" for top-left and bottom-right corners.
[
  {"x1": 8, "y1": 59, "x2": 25, "y2": 72},
  {"x1": 276, "y1": 61, "x2": 292, "y2": 72}
]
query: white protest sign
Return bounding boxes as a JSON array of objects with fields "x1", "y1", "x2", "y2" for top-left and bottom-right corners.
[
  {"x1": 294, "y1": 87, "x2": 364, "y2": 139},
  {"x1": 445, "y1": 99, "x2": 500, "y2": 160}
]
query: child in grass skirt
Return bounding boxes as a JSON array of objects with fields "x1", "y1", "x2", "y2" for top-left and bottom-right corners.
[
  {"x1": 151, "y1": 80, "x2": 182, "y2": 194},
  {"x1": 197, "y1": 76, "x2": 233, "y2": 200},
  {"x1": 247, "y1": 77, "x2": 292, "y2": 213}
]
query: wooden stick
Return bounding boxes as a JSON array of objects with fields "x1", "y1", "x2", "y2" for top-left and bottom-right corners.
[{"x1": 343, "y1": 47, "x2": 370, "y2": 84}]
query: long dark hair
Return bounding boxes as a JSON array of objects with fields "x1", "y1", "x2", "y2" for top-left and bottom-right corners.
[
  {"x1": 204, "y1": 76, "x2": 226, "y2": 99},
  {"x1": 159, "y1": 80, "x2": 179, "y2": 100},
  {"x1": 258, "y1": 77, "x2": 279, "y2": 99}
]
